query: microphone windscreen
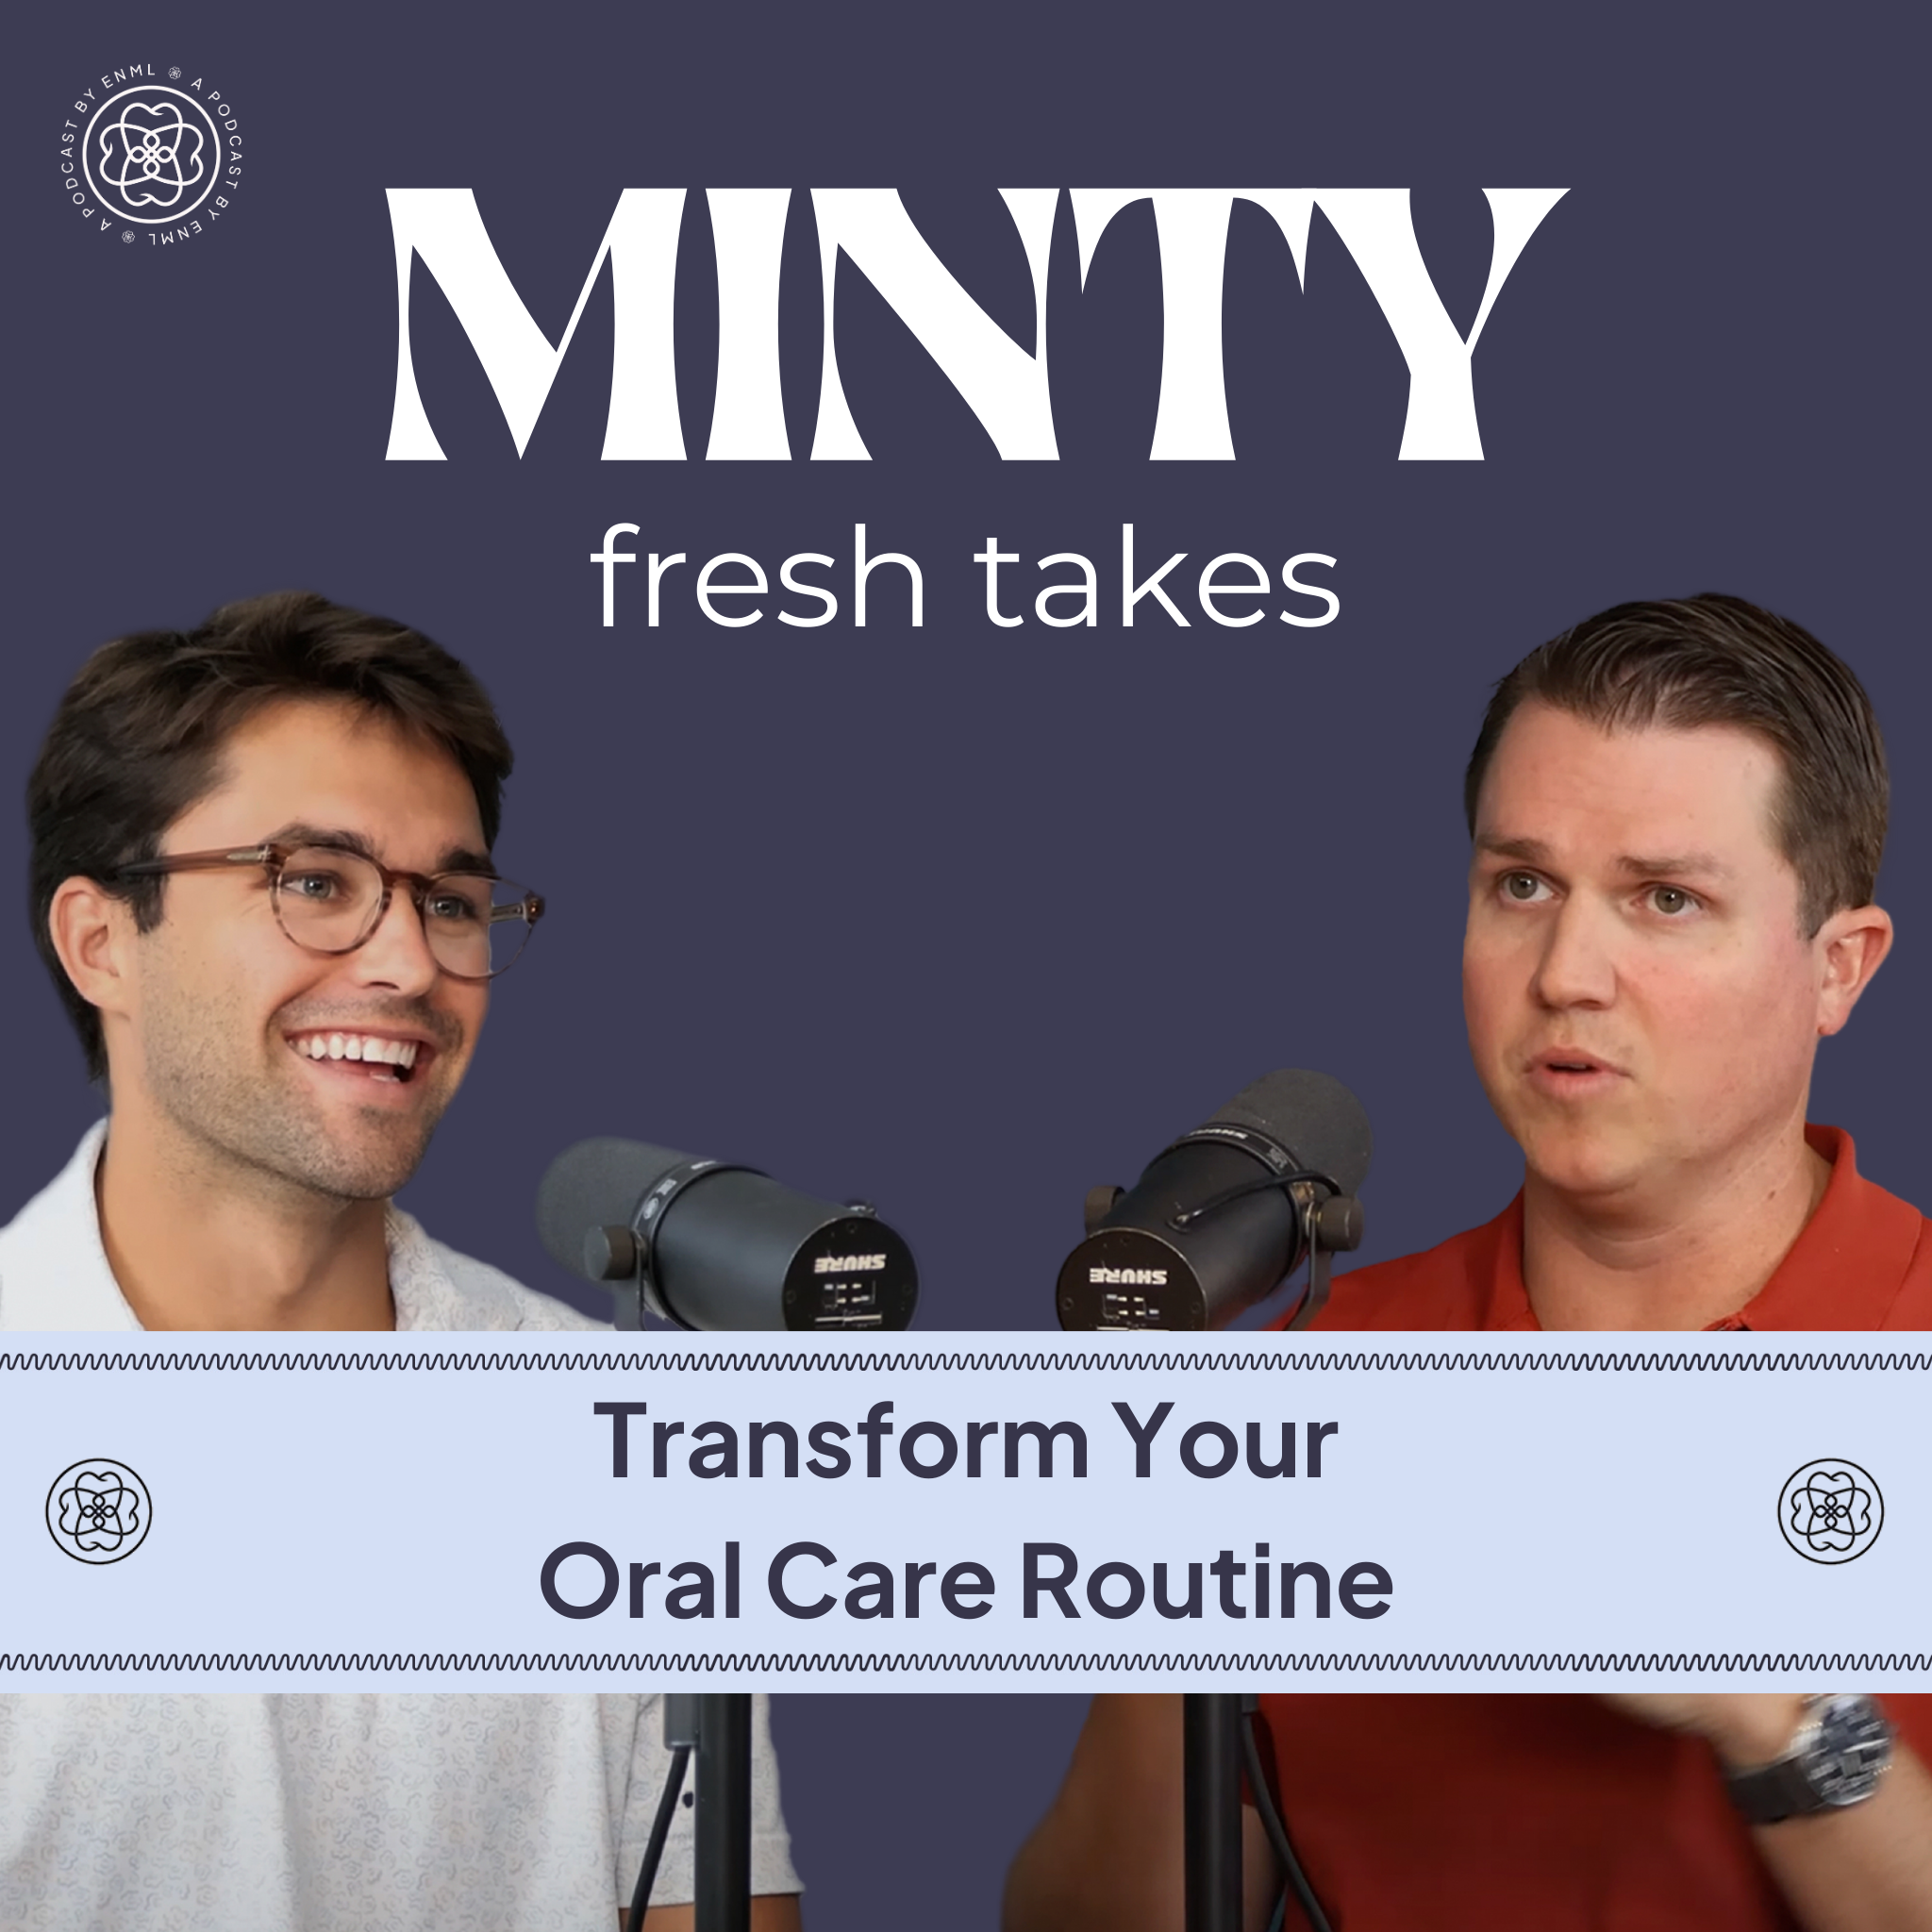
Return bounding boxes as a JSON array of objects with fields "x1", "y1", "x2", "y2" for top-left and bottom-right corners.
[
  {"x1": 1207, "y1": 1070, "x2": 1374, "y2": 1196},
  {"x1": 536, "y1": 1137, "x2": 690, "y2": 1282}
]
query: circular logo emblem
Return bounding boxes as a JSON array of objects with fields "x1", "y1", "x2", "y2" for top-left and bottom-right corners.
[
  {"x1": 83, "y1": 85, "x2": 218, "y2": 224},
  {"x1": 1778, "y1": 1458, "x2": 1883, "y2": 1565},
  {"x1": 46, "y1": 1459, "x2": 153, "y2": 1564},
  {"x1": 58, "y1": 63, "x2": 244, "y2": 245}
]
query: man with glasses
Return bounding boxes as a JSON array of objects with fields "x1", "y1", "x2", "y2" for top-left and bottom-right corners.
[{"x1": 0, "y1": 591, "x2": 803, "y2": 1926}]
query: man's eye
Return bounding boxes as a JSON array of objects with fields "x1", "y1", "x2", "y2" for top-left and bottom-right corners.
[
  {"x1": 1501, "y1": 872, "x2": 1546, "y2": 903},
  {"x1": 425, "y1": 891, "x2": 484, "y2": 924},
  {"x1": 1649, "y1": 886, "x2": 1697, "y2": 916},
  {"x1": 283, "y1": 871, "x2": 343, "y2": 901}
]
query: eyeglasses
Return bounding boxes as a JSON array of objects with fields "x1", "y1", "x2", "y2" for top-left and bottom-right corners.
[{"x1": 115, "y1": 841, "x2": 544, "y2": 981}]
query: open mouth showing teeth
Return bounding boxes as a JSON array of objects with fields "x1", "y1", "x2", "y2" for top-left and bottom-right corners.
[{"x1": 288, "y1": 1032, "x2": 423, "y2": 1084}]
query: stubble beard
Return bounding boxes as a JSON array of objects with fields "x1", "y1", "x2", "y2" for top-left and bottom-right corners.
[{"x1": 139, "y1": 987, "x2": 463, "y2": 1206}]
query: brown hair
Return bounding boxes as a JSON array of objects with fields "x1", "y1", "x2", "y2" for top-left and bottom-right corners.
[
  {"x1": 1463, "y1": 593, "x2": 1887, "y2": 934},
  {"x1": 28, "y1": 591, "x2": 514, "y2": 1080}
]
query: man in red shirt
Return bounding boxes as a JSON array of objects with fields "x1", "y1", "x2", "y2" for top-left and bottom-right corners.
[{"x1": 1004, "y1": 595, "x2": 1932, "y2": 1931}]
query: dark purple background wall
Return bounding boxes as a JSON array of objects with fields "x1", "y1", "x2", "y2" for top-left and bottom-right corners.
[{"x1": 10, "y1": 1, "x2": 1926, "y2": 1923}]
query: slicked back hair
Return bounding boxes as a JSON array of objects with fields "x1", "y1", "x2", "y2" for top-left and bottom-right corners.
[
  {"x1": 1463, "y1": 593, "x2": 1888, "y2": 936},
  {"x1": 28, "y1": 591, "x2": 514, "y2": 1081}
]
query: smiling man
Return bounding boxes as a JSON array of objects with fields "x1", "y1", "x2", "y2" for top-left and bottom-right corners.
[
  {"x1": 1007, "y1": 595, "x2": 1932, "y2": 1932},
  {"x1": 0, "y1": 592, "x2": 802, "y2": 1930}
]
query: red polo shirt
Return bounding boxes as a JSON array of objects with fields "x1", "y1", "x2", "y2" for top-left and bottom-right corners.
[{"x1": 1258, "y1": 1125, "x2": 1932, "y2": 1929}]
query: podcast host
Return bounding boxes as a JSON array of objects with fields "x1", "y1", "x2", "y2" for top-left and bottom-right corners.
[
  {"x1": 1006, "y1": 594, "x2": 1932, "y2": 1932},
  {"x1": 0, "y1": 591, "x2": 803, "y2": 1932}
]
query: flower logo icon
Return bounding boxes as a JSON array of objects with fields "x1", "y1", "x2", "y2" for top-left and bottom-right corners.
[
  {"x1": 1778, "y1": 1459, "x2": 1883, "y2": 1565},
  {"x1": 97, "y1": 101, "x2": 207, "y2": 208},
  {"x1": 45, "y1": 1459, "x2": 153, "y2": 1564},
  {"x1": 80, "y1": 86, "x2": 221, "y2": 226}
]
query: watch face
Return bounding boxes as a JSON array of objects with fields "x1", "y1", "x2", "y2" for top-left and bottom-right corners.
[{"x1": 1809, "y1": 1695, "x2": 1894, "y2": 1807}]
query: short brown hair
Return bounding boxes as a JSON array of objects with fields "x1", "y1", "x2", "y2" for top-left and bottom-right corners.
[
  {"x1": 28, "y1": 591, "x2": 514, "y2": 1080},
  {"x1": 1463, "y1": 593, "x2": 1887, "y2": 934}
]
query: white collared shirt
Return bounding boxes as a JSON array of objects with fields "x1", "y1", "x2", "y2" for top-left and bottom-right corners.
[
  {"x1": 0, "y1": 1125, "x2": 800, "y2": 1930},
  {"x1": 0, "y1": 1119, "x2": 599, "y2": 1333}
]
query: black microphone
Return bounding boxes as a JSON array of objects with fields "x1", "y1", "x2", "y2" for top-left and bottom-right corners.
[
  {"x1": 537, "y1": 1139, "x2": 919, "y2": 1332},
  {"x1": 1055, "y1": 1071, "x2": 1372, "y2": 1332}
]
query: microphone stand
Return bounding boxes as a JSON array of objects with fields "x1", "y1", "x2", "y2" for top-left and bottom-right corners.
[
  {"x1": 569, "y1": 1161, "x2": 915, "y2": 1930},
  {"x1": 1184, "y1": 1202, "x2": 1356, "y2": 1932},
  {"x1": 1184, "y1": 1693, "x2": 1244, "y2": 1932},
  {"x1": 664, "y1": 1694, "x2": 753, "y2": 1932},
  {"x1": 616, "y1": 1260, "x2": 753, "y2": 1932}
]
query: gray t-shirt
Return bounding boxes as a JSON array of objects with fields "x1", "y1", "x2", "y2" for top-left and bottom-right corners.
[{"x1": 0, "y1": 1124, "x2": 800, "y2": 1930}]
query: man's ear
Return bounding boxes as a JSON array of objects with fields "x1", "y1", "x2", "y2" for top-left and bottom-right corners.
[
  {"x1": 1815, "y1": 902, "x2": 1893, "y2": 1038},
  {"x1": 47, "y1": 877, "x2": 141, "y2": 1028}
]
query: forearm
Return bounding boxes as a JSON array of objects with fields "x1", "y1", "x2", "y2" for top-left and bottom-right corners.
[
  {"x1": 1746, "y1": 1746, "x2": 1932, "y2": 1932},
  {"x1": 1004, "y1": 1694, "x2": 1186, "y2": 1932},
  {"x1": 1002, "y1": 1694, "x2": 1280, "y2": 1932},
  {"x1": 1658, "y1": 1696, "x2": 1932, "y2": 1932}
]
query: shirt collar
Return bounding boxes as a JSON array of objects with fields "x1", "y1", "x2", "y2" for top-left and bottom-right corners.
[
  {"x1": 386, "y1": 1208, "x2": 473, "y2": 1331},
  {"x1": 1482, "y1": 1124, "x2": 1916, "y2": 1331},
  {"x1": 0, "y1": 1122, "x2": 460, "y2": 1332}
]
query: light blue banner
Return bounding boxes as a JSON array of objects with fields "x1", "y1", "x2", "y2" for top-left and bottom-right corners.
[{"x1": 2, "y1": 1332, "x2": 1922, "y2": 1690}]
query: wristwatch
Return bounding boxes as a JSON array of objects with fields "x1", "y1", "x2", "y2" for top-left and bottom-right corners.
[{"x1": 1724, "y1": 1694, "x2": 1895, "y2": 1824}]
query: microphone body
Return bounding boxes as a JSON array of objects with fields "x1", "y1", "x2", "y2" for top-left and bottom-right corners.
[
  {"x1": 538, "y1": 1138, "x2": 918, "y2": 1332},
  {"x1": 1056, "y1": 1071, "x2": 1372, "y2": 1332}
]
